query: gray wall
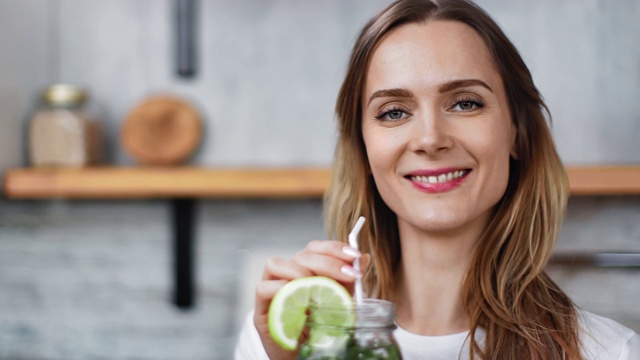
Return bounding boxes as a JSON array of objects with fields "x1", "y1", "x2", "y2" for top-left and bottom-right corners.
[
  {"x1": 0, "y1": 1, "x2": 52, "y2": 170},
  {"x1": 0, "y1": 1, "x2": 638, "y2": 359}
]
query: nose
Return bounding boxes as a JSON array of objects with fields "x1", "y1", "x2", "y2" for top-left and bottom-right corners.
[{"x1": 408, "y1": 110, "x2": 454, "y2": 156}]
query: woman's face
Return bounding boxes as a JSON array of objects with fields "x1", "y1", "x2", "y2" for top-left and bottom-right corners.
[{"x1": 362, "y1": 20, "x2": 516, "y2": 236}]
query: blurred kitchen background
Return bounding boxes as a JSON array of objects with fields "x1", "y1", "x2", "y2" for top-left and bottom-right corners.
[{"x1": 0, "y1": 0, "x2": 639, "y2": 359}]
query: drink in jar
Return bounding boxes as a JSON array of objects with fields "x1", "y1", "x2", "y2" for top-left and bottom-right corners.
[{"x1": 298, "y1": 298, "x2": 403, "y2": 360}]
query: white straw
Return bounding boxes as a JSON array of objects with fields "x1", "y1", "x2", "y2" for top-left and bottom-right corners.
[{"x1": 348, "y1": 216, "x2": 366, "y2": 306}]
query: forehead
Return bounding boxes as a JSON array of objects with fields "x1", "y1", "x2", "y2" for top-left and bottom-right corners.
[{"x1": 366, "y1": 20, "x2": 503, "y2": 93}]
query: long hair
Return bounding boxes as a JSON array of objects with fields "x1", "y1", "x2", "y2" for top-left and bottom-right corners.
[{"x1": 324, "y1": 0, "x2": 581, "y2": 358}]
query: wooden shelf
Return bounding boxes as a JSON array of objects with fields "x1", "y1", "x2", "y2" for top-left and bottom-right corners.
[
  {"x1": 3, "y1": 165, "x2": 639, "y2": 199},
  {"x1": 2, "y1": 167, "x2": 330, "y2": 199},
  {"x1": 567, "y1": 166, "x2": 640, "y2": 195},
  {"x1": 3, "y1": 165, "x2": 637, "y2": 312}
]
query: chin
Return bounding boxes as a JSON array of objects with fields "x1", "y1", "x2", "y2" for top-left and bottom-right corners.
[{"x1": 409, "y1": 214, "x2": 468, "y2": 234}]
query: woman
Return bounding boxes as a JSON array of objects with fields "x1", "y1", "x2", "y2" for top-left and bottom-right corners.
[{"x1": 236, "y1": 0, "x2": 640, "y2": 359}]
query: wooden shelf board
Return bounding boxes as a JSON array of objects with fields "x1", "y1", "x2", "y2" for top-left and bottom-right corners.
[
  {"x1": 567, "y1": 166, "x2": 640, "y2": 195},
  {"x1": 3, "y1": 167, "x2": 330, "y2": 199},
  {"x1": 3, "y1": 165, "x2": 639, "y2": 199}
]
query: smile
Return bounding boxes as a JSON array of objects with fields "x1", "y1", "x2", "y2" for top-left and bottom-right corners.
[
  {"x1": 408, "y1": 169, "x2": 469, "y2": 184},
  {"x1": 405, "y1": 169, "x2": 471, "y2": 193}
]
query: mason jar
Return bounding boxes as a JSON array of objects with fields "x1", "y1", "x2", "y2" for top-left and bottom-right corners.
[
  {"x1": 29, "y1": 84, "x2": 103, "y2": 167},
  {"x1": 298, "y1": 299, "x2": 403, "y2": 360}
]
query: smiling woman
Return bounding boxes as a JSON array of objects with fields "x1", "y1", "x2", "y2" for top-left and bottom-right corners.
[
  {"x1": 362, "y1": 21, "x2": 516, "y2": 236},
  {"x1": 235, "y1": 1, "x2": 640, "y2": 359}
]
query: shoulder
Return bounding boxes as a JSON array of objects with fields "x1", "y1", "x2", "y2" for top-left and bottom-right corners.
[{"x1": 578, "y1": 310, "x2": 640, "y2": 360}]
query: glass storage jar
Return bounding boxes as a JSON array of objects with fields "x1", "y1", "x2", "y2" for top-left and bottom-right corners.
[
  {"x1": 299, "y1": 299, "x2": 403, "y2": 360},
  {"x1": 29, "y1": 84, "x2": 102, "y2": 167}
]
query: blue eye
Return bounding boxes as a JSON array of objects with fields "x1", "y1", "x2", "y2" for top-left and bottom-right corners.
[
  {"x1": 451, "y1": 99, "x2": 484, "y2": 111},
  {"x1": 375, "y1": 108, "x2": 408, "y2": 121}
]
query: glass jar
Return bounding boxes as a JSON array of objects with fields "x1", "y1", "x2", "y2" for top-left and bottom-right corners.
[
  {"x1": 29, "y1": 84, "x2": 102, "y2": 167},
  {"x1": 299, "y1": 299, "x2": 403, "y2": 360}
]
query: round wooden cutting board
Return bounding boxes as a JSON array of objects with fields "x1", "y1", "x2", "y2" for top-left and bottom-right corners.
[{"x1": 121, "y1": 95, "x2": 202, "y2": 165}]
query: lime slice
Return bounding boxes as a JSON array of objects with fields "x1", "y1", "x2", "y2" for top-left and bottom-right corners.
[{"x1": 268, "y1": 276, "x2": 354, "y2": 351}]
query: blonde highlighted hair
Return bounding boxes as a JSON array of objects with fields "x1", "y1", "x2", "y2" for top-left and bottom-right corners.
[{"x1": 324, "y1": 0, "x2": 581, "y2": 358}]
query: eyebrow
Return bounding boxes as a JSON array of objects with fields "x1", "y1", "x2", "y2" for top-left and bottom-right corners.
[
  {"x1": 366, "y1": 79, "x2": 493, "y2": 106},
  {"x1": 437, "y1": 79, "x2": 493, "y2": 94},
  {"x1": 367, "y1": 88, "x2": 414, "y2": 106}
]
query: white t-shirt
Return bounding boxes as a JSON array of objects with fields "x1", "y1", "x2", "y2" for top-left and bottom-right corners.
[{"x1": 235, "y1": 310, "x2": 640, "y2": 359}]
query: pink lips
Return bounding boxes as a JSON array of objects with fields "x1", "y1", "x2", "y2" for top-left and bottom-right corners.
[{"x1": 406, "y1": 167, "x2": 470, "y2": 193}]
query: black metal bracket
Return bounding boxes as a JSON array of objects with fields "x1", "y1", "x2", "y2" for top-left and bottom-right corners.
[
  {"x1": 175, "y1": 0, "x2": 197, "y2": 78},
  {"x1": 171, "y1": 198, "x2": 196, "y2": 308}
]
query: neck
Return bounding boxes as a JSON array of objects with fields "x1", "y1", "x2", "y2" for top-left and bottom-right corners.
[{"x1": 393, "y1": 220, "x2": 484, "y2": 336}]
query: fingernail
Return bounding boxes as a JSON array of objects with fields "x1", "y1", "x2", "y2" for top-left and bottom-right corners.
[
  {"x1": 342, "y1": 246, "x2": 361, "y2": 258},
  {"x1": 341, "y1": 265, "x2": 362, "y2": 278}
]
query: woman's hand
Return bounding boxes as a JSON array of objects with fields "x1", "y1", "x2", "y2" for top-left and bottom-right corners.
[{"x1": 253, "y1": 240, "x2": 370, "y2": 359}]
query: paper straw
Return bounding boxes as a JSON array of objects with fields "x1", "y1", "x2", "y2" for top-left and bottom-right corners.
[{"x1": 348, "y1": 216, "x2": 366, "y2": 306}]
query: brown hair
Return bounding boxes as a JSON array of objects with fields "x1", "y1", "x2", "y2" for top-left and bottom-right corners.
[{"x1": 324, "y1": 0, "x2": 581, "y2": 358}]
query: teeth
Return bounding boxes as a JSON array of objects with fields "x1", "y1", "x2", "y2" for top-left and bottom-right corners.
[{"x1": 411, "y1": 170, "x2": 467, "y2": 184}]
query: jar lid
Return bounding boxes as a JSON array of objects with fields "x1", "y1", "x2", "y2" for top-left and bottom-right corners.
[{"x1": 41, "y1": 84, "x2": 88, "y2": 106}]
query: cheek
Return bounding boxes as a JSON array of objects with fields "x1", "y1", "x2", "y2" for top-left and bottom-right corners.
[
  {"x1": 462, "y1": 119, "x2": 514, "y2": 185},
  {"x1": 479, "y1": 135, "x2": 513, "y2": 164},
  {"x1": 476, "y1": 128, "x2": 514, "y2": 198},
  {"x1": 363, "y1": 130, "x2": 404, "y2": 212},
  {"x1": 473, "y1": 117, "x2": 515, "y2": 161},
  {"x1": 362, "y1": 130, "x2": 400, "y2": 174}
]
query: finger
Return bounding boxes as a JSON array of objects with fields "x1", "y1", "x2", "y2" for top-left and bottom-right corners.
[
  {"x1": 304, "y1": 240, "x2": 363, "y2": 263},
  {"x1": 255, "y1": 279, "x2": 288, "y2": 317},
  {"x1": 262, "y1": 256, "x2": 314, "y2": 281},
  {"x1": 293, "y1": 251, "x2": 362, "y2": 283},
  {"x1": 298, "y1": 240, "x2": 364, "y2": 282}
]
